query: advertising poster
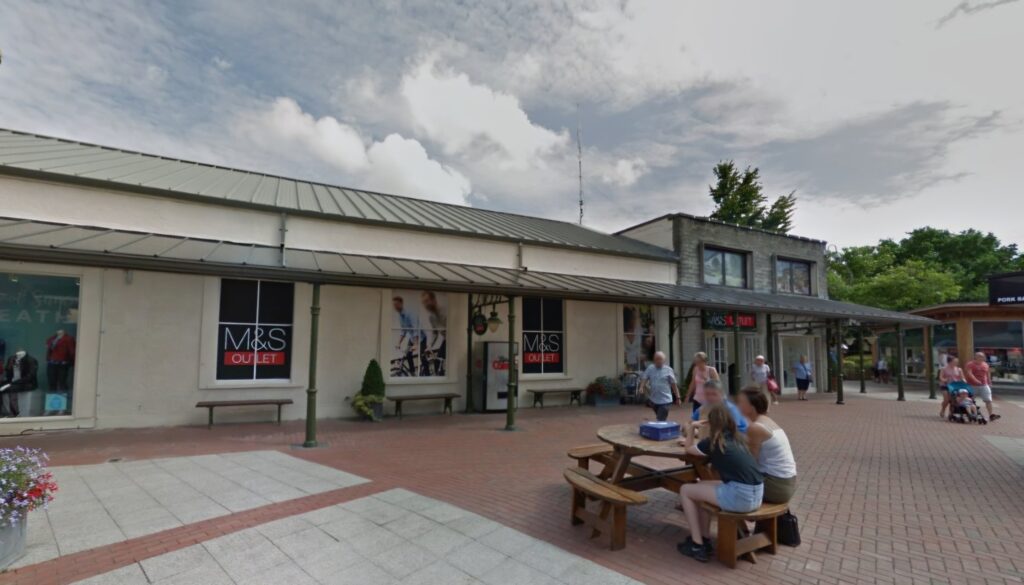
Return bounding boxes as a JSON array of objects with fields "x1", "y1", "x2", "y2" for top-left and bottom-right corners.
[
  {"x1": 216, "y1": 280, "x2": 294, "y2": 381},
  {"x1": 623, "y1": 304, "x2": 655, "y2": 372},
  {"x1": 389, "y1": 290, "x2": 447, "y2": 378}
]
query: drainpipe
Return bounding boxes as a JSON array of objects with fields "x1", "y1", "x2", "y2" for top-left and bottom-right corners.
[
  {"x1": 506, "y1": 296, "x2": 518, "y2": 431},
  {"x1": 303, "y1": 283, "x2": 321, "y2": 448},
  {"x1": 896, "y1": 322, "x2": 906, "y2": 401},
  {"x1": 279, "y1": 213, "x2": 289, "y2": 267}
]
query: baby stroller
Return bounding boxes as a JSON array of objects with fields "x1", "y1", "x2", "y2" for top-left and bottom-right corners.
[{"x1": 947, "y1": 381, "x2": 987, "y2": 424}]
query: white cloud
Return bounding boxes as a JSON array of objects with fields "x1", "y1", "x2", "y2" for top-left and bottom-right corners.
[
  {"x1": 602, "y1": 158, "x2": 649, "y2": 187},
  {"x1": 400, "y1": 60, "x2": 568, "y2": 169},
  {"x1": 241, "y1": 98, "x2": 470, "y2": 205},
  {"x1": 211, "y1": 56, "x2": 233, "y2": 70}
]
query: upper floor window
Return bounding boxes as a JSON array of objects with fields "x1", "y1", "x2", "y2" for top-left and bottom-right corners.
[
  {"x1": 703, "y1": 247, "x2": 747, "y2": 288},
  {"x1": 776, "y1": 259, "x2": 812, "y2": 295}
]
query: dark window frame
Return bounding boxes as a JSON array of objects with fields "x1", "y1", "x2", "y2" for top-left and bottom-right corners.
[
  {"x1": 216, "y1": 279, "x2": 295, "y2": 381},
  {"x1": 521, "y1": 296, "x2": 565, "y2": 375},
  {"x1": 774, "y1": 256, "x2": 815, "y2": 296},
  {"x1": 700, "y1": 243, "x2": 750, "y2": 289}
]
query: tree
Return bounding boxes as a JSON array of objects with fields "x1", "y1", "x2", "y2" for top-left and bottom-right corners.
[
  {"x1": 836, "y1": 260, "x2": 961, "y2": 311},
  {"x1": 707, "y1": 161, "x2": 796, "y2": 234}
]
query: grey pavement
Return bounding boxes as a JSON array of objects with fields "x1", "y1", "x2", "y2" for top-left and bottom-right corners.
[
  {"x1": 16, "y1": 450, "x2": 367, "y2": 568},
  {"x1": 71, "y1": 488, "x2": 641, "y2": 585}
]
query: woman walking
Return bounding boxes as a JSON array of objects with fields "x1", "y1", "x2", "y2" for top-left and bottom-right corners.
[
  {"x1": 793, "y1": 355, "x2": 812, "y2": 401},
  {"x1": 938, "y1": 356, "x2": 964, "y2": 419},
  {"x1": 685, "y1": 352, "x2": 720, "y2": 413}
]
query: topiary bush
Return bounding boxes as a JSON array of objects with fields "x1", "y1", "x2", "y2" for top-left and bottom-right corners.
[{"x1": 360, "y1": 359, "x2": 385, "y2": 397}]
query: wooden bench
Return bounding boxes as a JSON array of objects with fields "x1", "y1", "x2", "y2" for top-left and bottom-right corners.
[
  {"x1": 527, "y1": 388, "x2": 583, "y2": 408},
  {"x1": 386, "y1": 392, "x2": 460, "y2": 419},
  {"x1": 698, "y1": 501, "x2": 789, "y2": 568},
  {"x1": 567, "y1": 443, "x2": 614, "y2": 470},
  {"x1": 564, "y1": 467, "x2": 647, "y2": 550},
  {"x1": 195, "y1": 399, "x2": 293, "y2": 429}
]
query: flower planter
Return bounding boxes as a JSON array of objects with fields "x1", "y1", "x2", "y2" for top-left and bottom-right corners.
[
  {"x1": 0, "y1": 521, "x2": 27, "y2": 570},
  {"x1": 586, "y1": 394, "x2": 620, "y2": 407},
  {"x1": 371, "y1": 402, "x2": 384, "y2": 421}
]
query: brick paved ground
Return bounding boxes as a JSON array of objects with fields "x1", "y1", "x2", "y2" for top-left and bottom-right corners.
[{"x1": 3, "y1": 383, "x2": 1024, "y2": 585}]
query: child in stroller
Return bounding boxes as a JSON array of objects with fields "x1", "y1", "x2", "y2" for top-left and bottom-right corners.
[{"x1": 947, "y1": 381, "x2": 987, "y2": 424}]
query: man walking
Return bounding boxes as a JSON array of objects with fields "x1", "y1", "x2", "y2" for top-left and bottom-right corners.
[
  {"x1": 639, "y1": 351, "x2": 680, "y2": 421},
  {"x1": 965, "y1": 352, "x2": 1000, "y2": 421}
]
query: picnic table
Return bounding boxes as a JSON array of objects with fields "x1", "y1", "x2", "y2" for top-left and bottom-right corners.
[{"x1": 595, "y1": 423, "x2": 713, "y2": 492}]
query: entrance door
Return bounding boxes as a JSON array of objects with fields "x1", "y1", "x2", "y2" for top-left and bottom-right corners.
[
  {"x1": 707, "y1": 333, "x2": 729, "y2": 393},
  {"x1": 742, "y1": 335, "x2": 762, "y2": 384}
]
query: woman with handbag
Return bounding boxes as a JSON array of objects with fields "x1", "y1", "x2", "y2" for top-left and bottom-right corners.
[
  {"x1": 792, "y1": 355, "x2": 813, "y2": 401},
  {"x1": 749, "y1": 355, "x2": 778, "y2": 406}
]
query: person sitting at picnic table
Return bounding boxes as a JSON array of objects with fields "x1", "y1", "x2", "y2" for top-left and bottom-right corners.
[
  {"x1": 691, "y1": 379, "x2": 749, "y2": 433},
  {"x1": 676, "y1": 402, "x2": 765, "y2": 563},
  {"x1": 638, "y1": 351, "x2": 680, "y2": 422},
  {"x1": 738, "y1": 388, "x2": 797, "y2": 504}
]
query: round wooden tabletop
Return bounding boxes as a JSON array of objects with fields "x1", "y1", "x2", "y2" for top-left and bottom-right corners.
[{"x1": 597, "y1": 423, "x2": 690, "y2": 459}]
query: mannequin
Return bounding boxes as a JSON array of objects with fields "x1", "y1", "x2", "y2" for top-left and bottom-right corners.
[
  {"x1": 2, "y1": 349, "x2": 38, "y2": 418},
  {"x1": 45, "y1": 329, "x2": 76, "y2": 414}
]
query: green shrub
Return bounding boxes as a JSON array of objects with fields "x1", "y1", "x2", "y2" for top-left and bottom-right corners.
[
  {"x1": 352, "y1": 393, "x2": 384, "y2": 420},
  {"x1": 360, "y1": 359, "x2": 385, "y2": 397}
]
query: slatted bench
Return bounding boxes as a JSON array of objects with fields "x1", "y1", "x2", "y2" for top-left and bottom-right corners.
[
  {"x1": 698, "y1": 501, "x2": 789, "y2": 568},
  {"x1": 567, "y1": 444, "x2": 615, "y2": 470},
  {"x1": 564, "y1": 467, "x2": 647, "y2": 550},
  {"x1": 195, "y1": 399, "x2": 293, "y2": 429},
  {"x1": 527, "y1": 388, "x2": 583, "y2": 408},
  {"x1": 386, "y1": 392, "x2": 460, "y2": 419}
]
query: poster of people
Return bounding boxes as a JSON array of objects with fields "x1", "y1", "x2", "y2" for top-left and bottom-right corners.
[
  {"x1": 389, "y1": 290, "x2": 448, "y2": 378},
  {"x1": 623, "y1": 304, "x2": 655, "y2": 372}
]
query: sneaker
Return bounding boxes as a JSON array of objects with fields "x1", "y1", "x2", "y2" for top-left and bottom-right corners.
[
  {"x1": 677, "y1": 540, "x2": 710, "y2": 562},
  {"x1": 990, "y1": 414, "x2": 1001, "y2": 421}
]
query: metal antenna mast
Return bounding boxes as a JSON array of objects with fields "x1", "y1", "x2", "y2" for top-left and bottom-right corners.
[{"x1": 576, "y1": 104, "x2": 584, "y2": 225}]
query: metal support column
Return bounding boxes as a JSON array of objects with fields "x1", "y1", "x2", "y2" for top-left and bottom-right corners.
[
  {"x1": 858, "y1": 328, "x2": 866, "y2": 393},
  {"x1": 465, "y1": 296, "x2": 475, "y2": 413},
  {"x1": 668, "y1": 307, "x2": 675, "y2": 369},
  {"x1": 302, "y1": 283, "x2": 321, "y2": 448},
  {"x1": 926, "y1": 324, "x2": 936, "y2": 400},
  {"x1": 730, "y1": 311, "x2": 741, "y2": 396},
  {"x1": 896, "y1": 322, "x2": 906, "y2": 401},
  {"x1": 505, "y1": 296, "x2": 518, "y2": 431},
  {"x1": 835, "y1": 320, "x2": 845, "y2": 405},
  {"x1": 765, "y1": 314, "x2": 774, "y2": 373},
  {"x1": 825, "y1": 324, "x2": 834, "y2": 393}
]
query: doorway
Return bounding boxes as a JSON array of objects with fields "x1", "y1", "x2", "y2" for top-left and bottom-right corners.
[{"x1": 780, "y1": 335, "x2": 815, "y2": 390}]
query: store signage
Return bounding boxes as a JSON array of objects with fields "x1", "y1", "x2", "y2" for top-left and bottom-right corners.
[
  {"x1": 218, "y1": 324, "x2": 292, "y2": 372},
  {"x1": 472, "y1": 312, "x2": 489, "y2": 335},
  {"x1": 989, "y1": 273, "x2": 1024, "y2": 306},
  {"x1": 522, "y1": 332, "x2": 562, "y2": 365},
  {"x1": 702, "y1": 310, "x2": 757, "y2": 331}
]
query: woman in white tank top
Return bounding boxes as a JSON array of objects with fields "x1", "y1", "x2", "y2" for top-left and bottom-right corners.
[{"x1": 738, "y1": 389, "x2": 798, "y2": 504}]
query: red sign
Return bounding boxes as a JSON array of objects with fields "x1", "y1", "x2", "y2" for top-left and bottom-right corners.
[
  {"x1": 523, "y1": 353, "x2": 561, "y2": 364},
  {"x1": 491, "y1": 359, "x2": 510, "y2": 370},
  {"x1": 223, "y1": 351, "x2": 287, "y2": 366}
]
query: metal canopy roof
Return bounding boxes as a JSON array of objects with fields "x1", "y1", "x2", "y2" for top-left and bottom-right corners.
[
  {"x1": 0, "y1": 129, "x2": 676, "y2": 262},
  {"x1": 0, "y1": 217, "x2": 934, "y2": 325}
]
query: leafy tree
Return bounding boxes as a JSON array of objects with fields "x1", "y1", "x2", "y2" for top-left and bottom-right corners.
[
  {"x1": 836, "y1": 260, "x2": 961, "y2": 311},
  {"x1": 707, "y1": 161, "x2": 796, "y2": 234}
]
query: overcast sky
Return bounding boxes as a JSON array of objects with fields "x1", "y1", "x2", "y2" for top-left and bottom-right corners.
[{"x1": 1, "y1": 0, "x2": 1021, "y2": 248}]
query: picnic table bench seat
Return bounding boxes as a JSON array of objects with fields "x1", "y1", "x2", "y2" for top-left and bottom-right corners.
[
  {"x1": 564, "y1": 467, "x2": 647, "y2": 550},
  {"x1": 386, "y1": 392, "x2": 460, "y2": 419},
  {"x1": 527, "y1": 388, "x2": 584, "y2": 408},
  {"x1": 567, "y1": 443, "x2": 614, "y2": 470},
  {"x1": 698, "y1": 501, "x2": 789, "y2": 568},
  {"x1": 195, "y1": 399, "x2": 293, "y2": 429}
]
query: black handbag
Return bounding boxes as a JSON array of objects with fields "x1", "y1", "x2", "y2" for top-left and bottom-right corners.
[{"x1": 778, "y1": 510, "x2": 801, "y2": 547}]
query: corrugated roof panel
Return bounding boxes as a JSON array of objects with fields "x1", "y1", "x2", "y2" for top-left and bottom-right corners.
[
  {"x1": 139, "y1": 164, "x2": 211, "y2": 191},
  {"x1": 82, "y1": 157, "x2": 176, "y2": 181},
  {"x1": 294, "y1": 182, "x2": 321, "y2": 213},
  {"x1": 36, "y1": 151, "x2": 134, "y2": 174},
  {"x1": 348, "y1": 190, "x2": 395, "y2": 222},
  {"x1": 245, "y1": 246, "x2": 281, "y2": 267},
  {"x1": 323, "y1": 186, "x2": 361, "y2": 217},
  {"x1": 310, "y1": 184, "x2": 340, "y2": 214},
  {"x1": 314, "y1": 253, "x2": 353, "y2": 274},
  {"x1": 276, "y1": 179, "x2": 298, "y2": 209},
  {"x1": 159, "y1": 239, "x2": 219, "y2": 261},
  {"x1": 250, "y1": 176, "x2": 281, "y2": 206},
  {"x1": 63, "y1": 231, "x2": 150, "y2": 252},
  {"x1": 0, "y1": 145, "x2": 108, "y2": 166},
  {"x1": 175, "y1": 167, "x2": 235, "y2": 195},
  {"x1": 285, "y1": 249, "x2": 318, "y2": 271},
  {"x1": 108, "y1": 159, "x2": 193, "y2": 185},
  {"x1": 0, "y1": 220, "x2": 69, "y2": 242},
  {"x1": 221, "y1": 173, "x2": 263, "y2": 201},
  {"x1": 339, "y1": 254, "x2": 385, "y2": 276},
  {"x1": 369, "y1": 258, "x2": 416, "y2": 279}
]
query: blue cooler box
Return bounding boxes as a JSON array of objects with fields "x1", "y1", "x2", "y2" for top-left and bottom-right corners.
[{"x1": 639, "y1": 421, "x2": 681, "y2": 441}]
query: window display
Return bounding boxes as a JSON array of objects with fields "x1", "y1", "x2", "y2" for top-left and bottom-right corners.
[
  {"x1": 973, "y1": 321, "x2": 1024, "y2": 384},
  {"x1": 0, "y1": 273, "x2": 80, "y2": 418},
  {"x1": 217, "y1": 279, "x2": 294, "y2": 381},
  {"x1": 776, "y1": 259, "x2": 812, "y2": 295},
  {"x1": 522, "y1": 297, "x2": 564, "y2": 374},
  {"x1": 623, "y1": 304, "x2": 655, "y2": 372},
  {"x1": 388, "y1": 290, "x2": 447, "y2": 378},
  {"x1": 704, "y1": 247, "x2": 747, "y2": 288}
]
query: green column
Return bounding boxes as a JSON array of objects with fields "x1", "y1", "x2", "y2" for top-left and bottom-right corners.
[
  {"x1": 825, "y1": 324, "x2": 834, "y2": 393},
  {"x1": 765, "y1": 314, "x2": 774, "y2": 373},
  {"x1": 835, "y1": 320, "x2": 845, "y2": 405},
  {"x1": 505, "y1": 296, "x2": 518, "y2": 431},
  {"x1": 926, "y1": 324, "x2": 936, "y2": 400},
  {"x1": 858, "y1": 328, "x2": 866, "y2": 394},
  {"x1": 465, "y1": 296, "x2": 475, "y2": 413},
  {"x1": 730, "y1": 311, "x2": 741, "y2": 396},
  {"x1": 303, "y1": 283, "x2": 321, "y2": 448},
  {"x1": 896, "y1": 322, "x2": 906, "y2": 401}
]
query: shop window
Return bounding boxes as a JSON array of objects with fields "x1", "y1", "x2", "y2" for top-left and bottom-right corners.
[
  {"x1": 0, "y1": 273, "x2": 80, "y2": 417},
  {"x1": 388, "y1": 290, "x2": 448, "y2": 378},
  {"x1": 521, "y1": 297, "x2": 564, "y2": 375},
  {"x1": 623, "y1": 304, "x2": 656, "y2": 372},
  {"x1": 217, "y1": 279, "x2": 294, "y2": 381},
  {"x1": 704, "y1": 247, "x2": 747, "y2": 288},
  {"x1": 776, "y1": 259, "x2": 812, "y2": 295},
  {"x1": 973, "y1": 321, "x2": 1024, "y2": 384}
]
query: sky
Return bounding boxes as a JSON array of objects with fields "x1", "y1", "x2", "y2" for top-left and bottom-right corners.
[{"x1": 0, "y1": 0, "x2": 1021, "y2": 248}]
